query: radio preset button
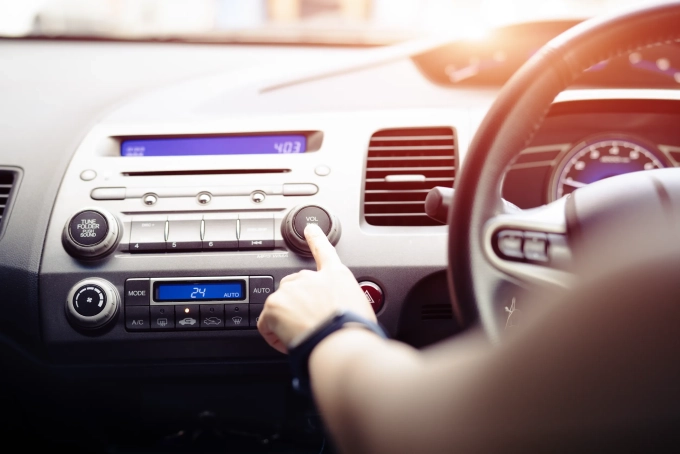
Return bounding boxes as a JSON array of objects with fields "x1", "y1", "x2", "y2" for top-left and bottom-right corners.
[
  {"x1": 125, "y1": 278, "x2": 150, "y2": 305},
  {"x1": 150, "y1": 306, "x2": 175, "y2": 330},
  {"x1": 175, "y1": 305, "x2": 199, "y2": 329},
  {"x1": 239, "y1": 215, "x2": 274, "y2": 250},
  {"x1": 125, "y1": 306, "x2": 150, "y2": 331},
  {"x1": 203, "y1": 215, "x2": 238, "y2": 251},
  {"x1": 224, "y1": 304, "x2": 249, "y2": 329},
  {"x1": 167, "y1": 216, "x2": 202, "y2": 251},
  {"x1": 249, "y1": 276, "x2": 274, "y2": 304},
  {"x1": 200, "y1": 305, "x2": 225, "y2": 330},
  {"x1": 130, "y1": 217, "x2": 167, "y2": 252}
]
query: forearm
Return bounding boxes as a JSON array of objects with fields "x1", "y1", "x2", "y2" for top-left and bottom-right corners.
[{"x1": 309, "y1": 327, "x2": 424, "y2": 454}]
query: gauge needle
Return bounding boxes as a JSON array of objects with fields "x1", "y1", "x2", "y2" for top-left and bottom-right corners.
[{"x1": 564, "y1": 178, "x2": 587, "y2": 188}]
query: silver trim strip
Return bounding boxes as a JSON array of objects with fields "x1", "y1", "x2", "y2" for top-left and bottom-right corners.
[{"x1": 554, "y1": 89, "x2": 680, "y2": 103}]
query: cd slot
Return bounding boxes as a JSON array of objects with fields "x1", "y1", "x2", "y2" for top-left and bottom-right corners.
[{"x1": 122, "y1": 169, "x2": 290, "y2": 177}]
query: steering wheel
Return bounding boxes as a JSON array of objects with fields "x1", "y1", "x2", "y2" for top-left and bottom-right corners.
[{"x1": 448, "y1": 1, "x2": 680, "y2": 342}]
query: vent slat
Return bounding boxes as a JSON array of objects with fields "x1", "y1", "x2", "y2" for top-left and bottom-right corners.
[
  {"x1": 367, "y1": 166, "x2": 455, "y2": 172},
  {"x1": 370, "y1": 135, "x2": 454, "y2": 141},
  {"x1": 363, "y1": 127, "x2": 455, "y2": 227},
  {"x1": 368, "y1": 145, "x2": 453, "y2": 151},
  {"x1": 421, "y1": 304, "x2": 453, "y2": 320},
  {"x1": 365, "y1": 213, "x2": 430, "y2": 218},
  {"x1": 0, "y1": 170, "x2": 16, "y2": 234},
  {"x1": 366, "y1": 177, "x2": 454, "y2": 183},
  {"x1": 364, "y1": 201, "x2": 424, "y2": 205}
]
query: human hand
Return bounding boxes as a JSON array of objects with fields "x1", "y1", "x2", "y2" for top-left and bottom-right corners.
[{"x1": 257, "y1": 223, "x2": 376, "y2": 353}]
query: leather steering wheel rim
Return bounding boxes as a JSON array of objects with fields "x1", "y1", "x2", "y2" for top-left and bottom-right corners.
[{"x1": 447, "y1": 1, "x2": 680, "y2": 342}]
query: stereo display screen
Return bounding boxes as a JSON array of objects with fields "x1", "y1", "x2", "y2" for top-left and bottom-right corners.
[{"x1": 121, "y1": 135, "x2": 307, "y2": 157}]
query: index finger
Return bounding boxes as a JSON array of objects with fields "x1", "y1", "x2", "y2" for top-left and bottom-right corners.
[{"x1": 304, "y1": 223, "x2": 341, "y2": 270}]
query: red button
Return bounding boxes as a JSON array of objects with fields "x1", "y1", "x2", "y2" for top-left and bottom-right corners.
[{"x1": 359, "y1": 281, "x2": 384, "y2": 313}]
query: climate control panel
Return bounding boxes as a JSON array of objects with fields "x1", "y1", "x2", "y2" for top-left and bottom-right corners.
[{"x1": 123, "y1": 276, "x2": 274, "y2": 332}]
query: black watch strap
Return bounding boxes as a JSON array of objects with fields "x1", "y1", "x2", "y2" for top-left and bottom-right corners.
[{"x1": 288, "y1": 311, "x2": 388, "y2": 397}]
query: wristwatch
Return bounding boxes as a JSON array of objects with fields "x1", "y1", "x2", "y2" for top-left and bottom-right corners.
[{"x1": 287, "y1": 310, "x2": 388, "y2": 397}]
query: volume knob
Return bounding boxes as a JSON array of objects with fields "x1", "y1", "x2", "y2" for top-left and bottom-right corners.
[
  {"x1": 62, "y1": 207, "x2": 120, "y2": 259},
  {"x1": 66, "y1": 278, "x2": 120, "y2": 330},
  {"x1": 282, "y1": 205, "x2": 341, "y2": 256}
]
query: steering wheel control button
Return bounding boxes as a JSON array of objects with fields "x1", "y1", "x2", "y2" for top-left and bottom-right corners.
[
  {"x1": 224, "y1": 304, "x2": 249, "y2": 329},
  {"x1": 150, "y1": 306, "x2": 175, "y2": 330},
  {"x1": 63, "y1": 208, "x2": 121, "y2": 259},
  {"x1": 200, "y1": 305, "x2": 225, "y2": 330},
  {"x1": 547, "y1": 234, "x2": 571, "y2": 268},
  {"x1": 293, "y1": 206, "x2": 331, "y2": 237},
  {"x1": 130, "y1": 216, "x2": 167, "y2": 252},
  {"x1": 125, "y1": 306, "x2": 150, "y2": 331},
  {"x1": 66, "y1": 278, "x2": 120, "y2": 330},
  {"x1": 80, "y1": 169, "x2": 97, "y2": 181},
  {"x1": 175, "y1": 305, "x2": 199, "y2": 330},
  {"x1": 497, "y1": 230, "x2": 524, "y2": 259},
  {"x1": 125, "y1": 279, "x2": 150, "y2": 306},
  {"x1": 239, "y1": 214, "x2": 275, "y2": 250},
  {"x1": 166, "y1": 215, "x2": 202, "y2": 251},
  {"x1": 202, "y1": 214, "x2": 238, "y2": 251},
  {"x1": 249, "y1": 276, "x2": 274, "y2": 304},
  {"x1": 359, "y1": 281, "x2": 384, "y2": 313},
  {"x1": 523, "y1": 232, "x2": 549, "y2": 262},
  {"x1": 250, "y1": 304, "x2": 264, "y2": 328},
  {"x1": 282, "y1": 205, "x2": 341, "y2": 256}
]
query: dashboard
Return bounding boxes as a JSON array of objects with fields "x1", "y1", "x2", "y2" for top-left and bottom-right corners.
[{"x1": 1, "y1": 19, "x2": 679, "y2": 450}]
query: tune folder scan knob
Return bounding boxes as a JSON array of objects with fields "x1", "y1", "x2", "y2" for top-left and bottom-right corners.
[
  {"x1": 282, "y1": 205, "x2": 341, "y2": 256},
  {"x1": 62, "y1": 207, "x2": 121, "y2": 259},
  {"x1": 66, "y1": 278, "x2": 120, "y2": 330}
]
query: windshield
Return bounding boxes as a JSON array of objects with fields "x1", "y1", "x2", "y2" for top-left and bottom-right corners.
[{"x1": 0, "y1": 0, "x2": 662, "y2": 45}]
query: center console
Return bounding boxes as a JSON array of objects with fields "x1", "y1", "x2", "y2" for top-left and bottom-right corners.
[{"x1": 39, "y1": 108, "x2": 451, "y2": 364}]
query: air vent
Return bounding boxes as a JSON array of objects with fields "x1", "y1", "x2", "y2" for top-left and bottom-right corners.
[
  {"x1": 0, "y1": 170, "x2": 17, "y2": 237},
  {"x1": 363, "y1": 127, "x2": 456, "y2": 226},
  {"x1": 421, "y1": 304, "x2": 453, "y2": 321}
]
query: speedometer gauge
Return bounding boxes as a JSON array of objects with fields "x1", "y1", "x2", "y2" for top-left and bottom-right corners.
[{"x1": 550, "y1": 137, "x2": 667, "y2": 201}]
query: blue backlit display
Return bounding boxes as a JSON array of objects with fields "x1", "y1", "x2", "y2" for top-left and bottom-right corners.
[
  {"x1": 121, "y1": 135, "x2": 307, "y2": 157},
  {"x1": 155, "y1": 281, "x2": 245, "y2": 301}
]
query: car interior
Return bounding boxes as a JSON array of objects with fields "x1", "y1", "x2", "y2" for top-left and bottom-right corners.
[{"x1": 1, "y1": 0, "x2": 680, "y2": 452}]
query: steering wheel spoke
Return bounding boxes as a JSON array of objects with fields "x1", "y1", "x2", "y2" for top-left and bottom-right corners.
[{"x1": 483, "y1": 196, "x2": 574, "y2": 289}]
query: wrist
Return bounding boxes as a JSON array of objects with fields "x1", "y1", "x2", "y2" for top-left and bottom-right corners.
[{"x1": 287, "y1": 310, "x2": 388, "y2": 397}]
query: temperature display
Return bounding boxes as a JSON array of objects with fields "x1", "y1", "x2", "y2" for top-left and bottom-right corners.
[
  {"x1": 121, "y1": 135, "x2": 307, "y2": 157},
  {"x1": 154, "y1": 281, "x2": 245, "y2": 302}
]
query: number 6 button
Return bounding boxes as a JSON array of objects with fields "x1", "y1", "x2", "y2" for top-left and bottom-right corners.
[{"x1": 202, "y1": 213, "x2": 238, "y2": 251}]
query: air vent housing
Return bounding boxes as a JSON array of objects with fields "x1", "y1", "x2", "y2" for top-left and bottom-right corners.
[
  {"x1": 363, "y1": 127, "x2": 456, "y2": 226},
  {"x1": 0, "y1": 169, "x2": 18, "y2": 240}
]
